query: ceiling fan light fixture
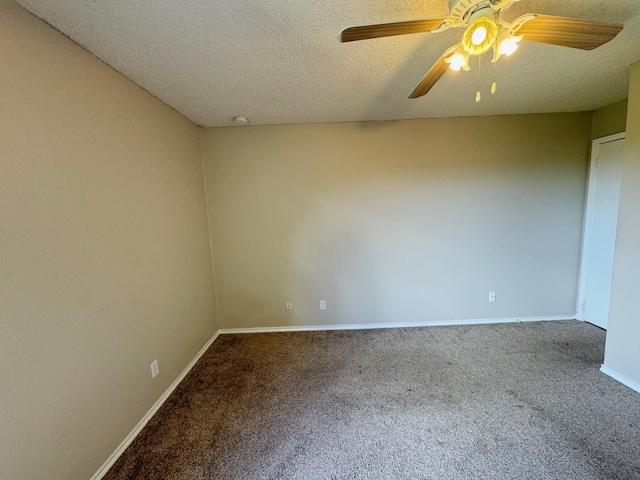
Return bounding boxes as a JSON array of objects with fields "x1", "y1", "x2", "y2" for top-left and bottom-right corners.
[
  {"x1": 462, "y1": 16, "x2": 498, "y2": 55},
  {"x1": 499, "y1": 37, "x2": 519, "y2": 56},
  {"x1": 449, "y1": 53, "x2": 467, "y2": 71},
  {"x1": 492, "y1": 28, "x2": 524, "y2": 62},
  {"x1": 471, "y1": 26, "x2": 487, "y2": 45},
  {"x1": 444, "y1": 45, "x2": 470, "y2": 72}
]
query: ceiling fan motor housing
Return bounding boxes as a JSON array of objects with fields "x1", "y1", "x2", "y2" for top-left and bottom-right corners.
[
  {"x1": 448, "y1": 0, "x2": 489, "y2": 21},
  {"x1": 448, "y1": 0, "x2": 518, "y2": 21}
]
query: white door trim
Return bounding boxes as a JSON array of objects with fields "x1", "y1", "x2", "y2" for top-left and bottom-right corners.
[{"x1": 576, "y1": 132, "x2": 626, "y2": 322}]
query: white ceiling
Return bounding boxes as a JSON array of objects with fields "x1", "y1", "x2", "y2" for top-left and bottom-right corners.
[{"x1": 16, "y1": 0, "x2": 640, "y2": 127}]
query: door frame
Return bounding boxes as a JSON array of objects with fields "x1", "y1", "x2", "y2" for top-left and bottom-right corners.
[{"x1": 576, "y1": 132, "x2": 626, "y2": 322}]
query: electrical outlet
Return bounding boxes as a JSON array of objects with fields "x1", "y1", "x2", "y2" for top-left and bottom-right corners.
[
  {"x1": 285, "y1": 301, "x2": 293, "y2": 311},
  {"x1": 319, "y1": 300, "x2": 326, "y2": 310},
  {"x1": 489, "y1": 292, "x2": 496, "y2": 303},
  {"x1": 150, "y1": 359, "x2": 159, "y2": 378}
]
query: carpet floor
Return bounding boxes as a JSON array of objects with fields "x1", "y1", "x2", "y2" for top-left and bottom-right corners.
[{"x1": 103, "y1": 321, "x2": 640, "y2": 479}]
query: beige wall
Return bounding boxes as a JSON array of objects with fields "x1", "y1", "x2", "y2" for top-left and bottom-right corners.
[
  {"x1": 604, "y1": 62, "x2": 640, "y2": 386},
  {"x1": 202, "y1": 113, "x2": 591, "y2": 330},
  {"x1": 0, "y1": 2, "x2": 217, "y2": 479},
  {"x1": 592, "y1": 100, "x2": 628, "y2": 139}
]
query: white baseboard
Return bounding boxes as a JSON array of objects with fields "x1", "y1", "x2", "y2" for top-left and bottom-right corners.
[
  {"x1": 600, "y1": 364, "x2": 640, "y2": 394},
  {"x1": 219, "y1": 315, "x2": 576, "y2": 335},
  {"x1": 90, "y1": 330, "x2": 221, "y2": 480}
]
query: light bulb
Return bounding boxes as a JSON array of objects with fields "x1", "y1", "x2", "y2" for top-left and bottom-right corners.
[
  {"x1": 449, "y1": 53, "x2": 465, "y2": 71},
  {"x1": 471, "y1": 26, "x2": 487, "y2": 46},
  {"x1": 491, "y1": 82, "x2": 497, "y2": 94},
  {"x1": 476, "y1": 91, "x2": 482, "y2": 103},
  {"x1": 499, "y1": 38, "x2": 519, "y2": 56}
]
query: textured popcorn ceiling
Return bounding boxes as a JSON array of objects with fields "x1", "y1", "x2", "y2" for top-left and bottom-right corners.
[{"x1": 16, "y1": 0, "x2": 640, "y2": 127}]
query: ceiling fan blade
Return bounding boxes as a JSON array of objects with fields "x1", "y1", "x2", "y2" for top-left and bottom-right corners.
[
  {"x1": 513, "y1": 14, "x2": 623, "y2": 50},
  {"x1": 340, "y1": 18, "x2": 446, "y2": 42},
  {"x1": 409, "y1": 52, "x2": 449, "y2": 99}
]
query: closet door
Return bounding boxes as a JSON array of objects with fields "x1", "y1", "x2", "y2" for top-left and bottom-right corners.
[{"x1": 577, "y1": 134, "x2": 625, "y2": 329}]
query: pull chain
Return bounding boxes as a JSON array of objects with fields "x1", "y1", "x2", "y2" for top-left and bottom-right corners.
[
  {"x1": 491, "y1": 58, "x2": 497, "y2": 94},
  {"x1": 476, "y1": 54, "x2": 482, "y2": 103}
]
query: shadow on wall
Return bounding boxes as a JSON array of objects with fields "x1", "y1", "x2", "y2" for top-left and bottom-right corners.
[{"x1": 287, "y1": 161, "x2": 583, "y2": 327}]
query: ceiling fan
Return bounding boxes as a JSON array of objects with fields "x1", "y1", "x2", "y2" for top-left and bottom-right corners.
[{"x1": 340, "y1": 0, "x2": 623, "y2": 100}]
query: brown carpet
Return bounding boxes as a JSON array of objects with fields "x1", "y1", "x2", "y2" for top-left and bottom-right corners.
[{"x1": 103, "y1": 321, "x2": 640, "y2": 479}]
